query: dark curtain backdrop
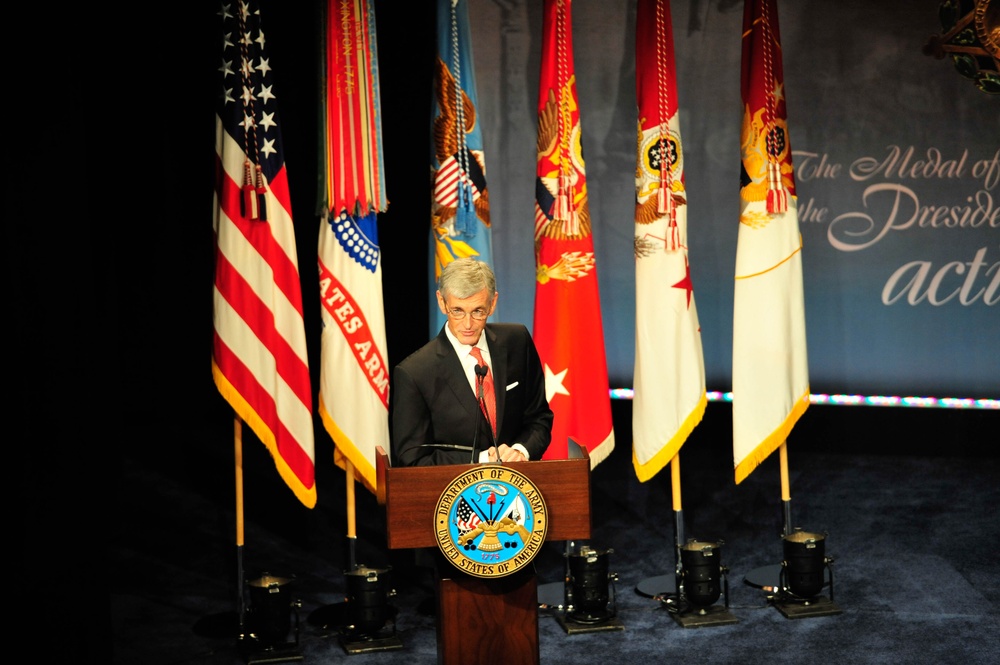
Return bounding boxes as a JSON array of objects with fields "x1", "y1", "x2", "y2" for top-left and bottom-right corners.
[
  {"x1": 155, "y1": 0, "x2": 999, "y2": 399},
  {"x1": 456, "y1": 1, "x2": 1000, "y2": 397}
]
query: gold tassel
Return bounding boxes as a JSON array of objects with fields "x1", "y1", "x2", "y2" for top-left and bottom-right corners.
[
  {"x1": 658, "y1": 173, "x2": 678, "y2": 251},
  {"x1": 242, "y1": 160, "x2": 259, "y2": 220},
  {"x1": 254, "y1": 164, "x2": 268, "y2": 222},
  {"x1": 766, "y1": 161, "x2": 787, "y2": 213},
  {"x1": 656, "y1": 180, "x2": 671, "y2": 217},
  {"x1": 666, "y1": 210, "x2": 679, "y2": 251}
]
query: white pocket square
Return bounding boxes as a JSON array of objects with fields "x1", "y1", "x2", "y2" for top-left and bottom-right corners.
[{"x1": 506, "y1": 381, "x2": 519, "y2": 391}]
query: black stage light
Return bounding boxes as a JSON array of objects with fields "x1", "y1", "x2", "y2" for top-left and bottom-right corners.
[
  {"x1": 769, "y1": 528, "x2": 841, "y2": 618},
  {"x1": 781, "y1": 530, "x2": 830, "y2": 600},
  {"x1": 339, "y1": 565, "x2": 403, "y2": 654},
  {"x1": 344, "y1": 566, "x2": 392, "y2": 637},
  {"x1": 744, "y1": 528, "x2": 841, "y2": 619},
  {"x1": 553, "y1": 545, "x2": 624, "y2": 634},
  {"x1": 660, "y1": 539, "x2": 738, "y2": 628},
  {"x1": 680, "y1": 540, "x2": 724, "y2": 611},
  {"x1": 568, "y1": 546, "x2": 614, "y2": 623},
  {"x1": 242, "y1": 573, "x2": 303, "y2": 664}
]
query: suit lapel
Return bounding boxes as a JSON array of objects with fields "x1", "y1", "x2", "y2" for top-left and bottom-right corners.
[{"x1": 436, "y1": 329, "x2": 480, "y2": 421}]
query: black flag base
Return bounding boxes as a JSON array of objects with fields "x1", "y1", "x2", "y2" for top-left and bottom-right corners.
[
  {"x1": 326, "y1": 566, "x2": 404, "y2": 655},
  {"x1": 337, "y1": 603, "x2": 403, "y2": 656},
  {"x1": 664, "y1": 602, "x2": 739, "y2": 629},
  {"x1": 551, "y1": 609, "x2": 625, "y2": 635},
  {"x1": 653, "y1": 570, "x2": 739, "y2": 628},
  {"x1": 643, "y1": 539, "x2": 738, "y2": 628},
  {"x1": 542, "y1": 545, "x2": 625, "y2": 634},
  {"x1": 238, "y1": 638, "x2": 304, "y2": 665},
  {"x1": 339, "y1": 630, "x2": 404, "y2": 655},
  {"x1": 743, "y1": 559, "x2": 843, "y2": 619},
  {"x1": 306, "y1": 601, "x2": 350, "y2": 630},
  {"x1": 542, "y1": 580, "x2": 626, "y2": 632},
  {"x1": 742, "y1": 562, "x2": 784, "y2": 591},
  {"x1": 772, "y1": 594, "x2": 842, "y2": 619},
  {"x1": 745, "y1": 527, "x2": 842, "y2": 619},
  {"x1": 654, "y1": 584, "x2": 739, "y2": 629},
  {"x1": 634, "y1": 574, "x2": 674, "y2": 598},
  {"x1": 237, "y1": 573, "x2": 305, "y2": 663},
  {"x1": 307, "y1": 601, "x2": 403, "y2": 655}
]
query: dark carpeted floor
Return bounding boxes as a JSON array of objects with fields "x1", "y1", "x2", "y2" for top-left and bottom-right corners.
[{"x1": 95, "y1": 401, "x2": 1000, "y2": 664}]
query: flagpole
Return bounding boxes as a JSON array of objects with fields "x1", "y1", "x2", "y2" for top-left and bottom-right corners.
[
  {"x1": 234, "y1": 416, "x2": 247, "y2": 638},
  {"x1": 634, "y1": 452, "x2": 686, "y2": 600},
  {"x1": 191, "y1": 414, "x2": 251, "y2": 642},
  {"x1": 345, "y1": 459, "x2": 358, "y2": 571},
  {"x1": 305, "y1": 454, "x2": 357, "y2": 632},
  {"x1": 311, "y1": 2, "x2": 400, "y2": 645},
  {"x1": 779, "y1": 441, "x2": 792, "y2": 536},
  {"x1": 743, "y1": 440, "x2": 794, "y2": 593},
  {"x1": 671, "y1": 455, "x2": 685, "y2": 589}
]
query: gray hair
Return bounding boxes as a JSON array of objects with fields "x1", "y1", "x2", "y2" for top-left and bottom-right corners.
[{"x1": 438, "y1": 258, "x2": 497, "y2": 301}]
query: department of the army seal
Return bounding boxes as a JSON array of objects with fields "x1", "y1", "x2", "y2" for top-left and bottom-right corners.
[{"x1": 433, "y1": 464, "x2": 549, "y2": 578}]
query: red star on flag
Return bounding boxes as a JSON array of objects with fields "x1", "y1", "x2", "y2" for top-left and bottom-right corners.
[{"x1": 672, "y1": 258, "x2": 694, "y2": 309}]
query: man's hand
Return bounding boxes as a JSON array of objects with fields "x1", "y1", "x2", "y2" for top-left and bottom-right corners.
[{"x1": 494, "y1": 444, "x2": 526, "y2": 463}]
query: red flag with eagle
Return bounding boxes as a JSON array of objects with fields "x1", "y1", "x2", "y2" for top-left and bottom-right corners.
[
  {"x1": 429, "y1": 0, "x2": 494, "y2": 339},
  {"x1": 533, "y1": 0, "x2": 614, "y2": 467},
  {"x1": 632, "y1": 0, "x2": 706, "y2": 482},
  {"x1": 317, "y1": 0, "x2": 389, "y2": 494},
  {"x1": 213, "y1": 0, "x2": 316, "y2": 507},
  {"x1": 733, "y1": 0, "x2": 810, "y2": 484}
]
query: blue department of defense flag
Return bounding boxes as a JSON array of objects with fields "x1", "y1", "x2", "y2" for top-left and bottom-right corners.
[
  {"x1": 317, "y1": 0, "x2": 389, "y2": 494},
  {"x1": 428, "y1": 0, "x2": 494, "y2": 339},
  {"x1": 632, "y1": 0, "x2": 707, "y2": 482},
  {"x1": 732, "y1": 0, "x2": 810, "y2": 484},
  {"x1": 213, "y1": 0, "x2": 316, "y2": 508}
]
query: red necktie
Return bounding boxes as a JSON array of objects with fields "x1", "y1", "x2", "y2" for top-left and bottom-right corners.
[{"x1": 469, "y1": 347, "x2": 496, "y2": 436}]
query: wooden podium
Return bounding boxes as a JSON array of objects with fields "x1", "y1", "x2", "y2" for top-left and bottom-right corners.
[{"x1": 375, "y1": 446, "x2": 591, "y2": 665}]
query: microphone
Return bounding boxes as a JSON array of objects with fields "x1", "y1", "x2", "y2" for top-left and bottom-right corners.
[
  {"x1": 418, "y1": 443, "x2": 474, "y2": 452},
  {"x1": 470, "y1": 365, "x2": 487, "y2": 463}
]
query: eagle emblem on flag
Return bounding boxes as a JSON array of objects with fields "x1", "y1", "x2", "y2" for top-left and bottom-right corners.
[
  {"x1": 740, "y1": 105, "x2": 792, "y2": 208},
  {"x1": 431, "y1": 57, "x2": 491, "y2": 253}
]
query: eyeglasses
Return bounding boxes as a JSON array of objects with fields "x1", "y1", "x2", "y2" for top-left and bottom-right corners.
[{"x1": 446, "y1": 307, "x2": 489, "y2": 321}]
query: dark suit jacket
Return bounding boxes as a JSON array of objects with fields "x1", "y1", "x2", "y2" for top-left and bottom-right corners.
[{"x1": 391, "y1": 323, "x2": 553, "y2": 467}]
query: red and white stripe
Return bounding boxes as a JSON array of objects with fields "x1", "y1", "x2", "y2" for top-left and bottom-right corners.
[
  {"x1": 434, "y1": 155, "x2": 481, "y2": 209},
  {"x1": 213, "y1": 120, "x2": 316, "y2": 508}
]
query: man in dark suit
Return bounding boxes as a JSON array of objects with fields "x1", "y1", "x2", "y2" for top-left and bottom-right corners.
[{"x1": 391, "y1": 258, "x2": 553, "y2": 467}]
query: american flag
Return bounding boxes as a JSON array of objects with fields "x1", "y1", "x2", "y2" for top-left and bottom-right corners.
[
  {"x1": 212, "y1": 0, "x2": 316, "y2": 507},
  {"x1": 455, "y1": 497, "x2": 482, "y2": 533}
]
